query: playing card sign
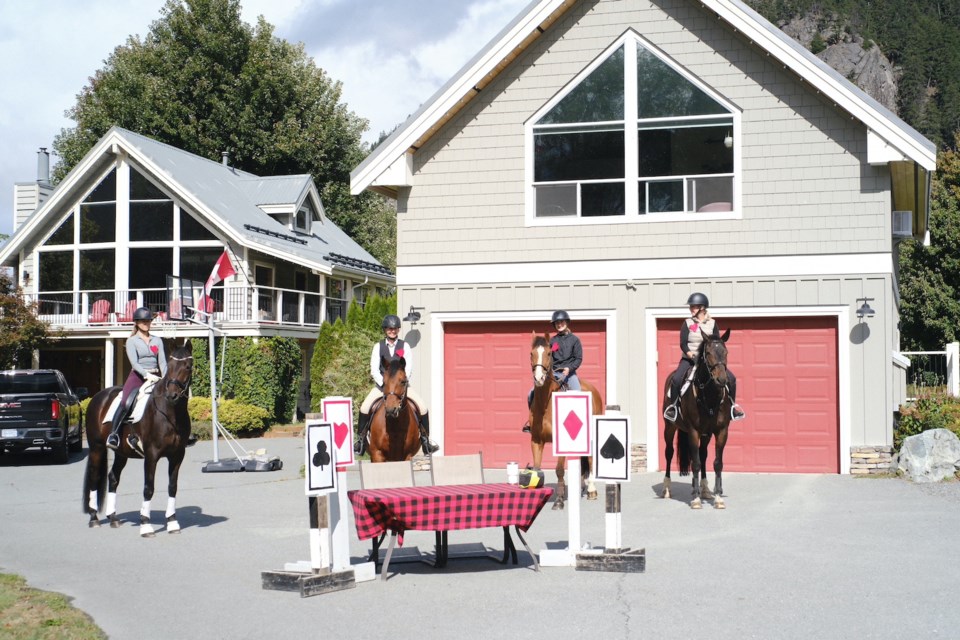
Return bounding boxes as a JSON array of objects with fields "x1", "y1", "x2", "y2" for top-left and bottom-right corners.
[
  {"x1": 305, "y1": 420, "x2": 337, "y2": 496},
  {"x1": 594, "y1": 415, "x2": 631, "y2": 482},
  {"x1": 321, "y1": 396, "x2": 355, "y2": 468},
  {"x1": 552, "y1": 391, "x2": 592, "y2": 457}
]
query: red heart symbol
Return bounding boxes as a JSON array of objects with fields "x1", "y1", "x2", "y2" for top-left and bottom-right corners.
[{"x1": 333, "y1": 422, "x2": 349, "y2": 449}]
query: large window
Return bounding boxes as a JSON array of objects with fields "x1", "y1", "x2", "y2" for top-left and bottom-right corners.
[{"x1": 530, "y1": 34, "x2": 737, "y2": 222}]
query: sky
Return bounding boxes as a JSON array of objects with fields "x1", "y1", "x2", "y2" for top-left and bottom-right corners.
[{"x1": 0, "y1": 0, "x2": 531, "y2": 235}]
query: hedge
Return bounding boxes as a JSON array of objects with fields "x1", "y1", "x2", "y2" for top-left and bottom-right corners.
[
  {"x1": 187, "y1": 396, "x2": 270, "y2": 435},
  {"x1": 896, "y1": 390, "x2": 960, "y2": 450}
]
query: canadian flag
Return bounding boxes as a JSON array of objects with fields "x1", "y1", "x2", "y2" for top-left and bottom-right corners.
[{"x1": 199, "y1": 251, "x2": 236, "y2": 314}]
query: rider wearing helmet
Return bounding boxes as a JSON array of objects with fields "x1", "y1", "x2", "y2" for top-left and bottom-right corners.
[
  {"x1": 354, "y1": 314, "x2": 439, "y2": 456},
  {"x1": 663, "y1": 293, "x2": 745, "y2": 423},
  {"x1": 106, "y1": 307, "x2": 167, "y2": 452},
  {"x1": 522, "y1": 310, "x2": 584, "y2": 433}
]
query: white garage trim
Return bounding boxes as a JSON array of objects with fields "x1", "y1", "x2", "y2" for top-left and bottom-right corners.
[
  {"x1": 429, "y1": 309, "x2": 618, "y2": 454},
  {"x1": 644, "y1": 305, "x2": 851, "y2": 474},
  {"x1": 398, "y1": 254, "x2": 893, "y2": 287}
]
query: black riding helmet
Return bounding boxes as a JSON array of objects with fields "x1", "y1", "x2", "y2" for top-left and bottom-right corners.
[
  {"x1": 132, "y1": 307, "x2": 154, "y2": 322},
  {"x1": 551, "y1": 310, "x2": 571, "y2": 325},
  {"x1": 381, "y1": 314, "x2": 402, "y2": 329},
  {"x1": 686, "y1": 293, "x2": 709, "y2": 308}
]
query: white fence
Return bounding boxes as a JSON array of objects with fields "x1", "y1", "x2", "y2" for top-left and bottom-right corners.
[{"x1": 900, "y1": 342, "x2": 960, "y2": 399}]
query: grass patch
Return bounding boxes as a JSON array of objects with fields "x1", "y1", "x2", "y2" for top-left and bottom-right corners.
[{"x1": 0, "y1": 573, "x2": 105, "y2": 639}]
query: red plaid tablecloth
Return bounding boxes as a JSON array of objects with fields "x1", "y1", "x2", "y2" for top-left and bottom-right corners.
[{"x1": 348, "y1": 483, "x2": 553, "y2": 545}]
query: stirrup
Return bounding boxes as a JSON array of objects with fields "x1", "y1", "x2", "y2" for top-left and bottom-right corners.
[
  {"x1": 127, "y1": 434, "x2": 144, "y2": 455},
  {"x1": 106, "y1": 433, "x2": 120, "y2": 451},
  {"x1": 663, "y1": 404, "x2": 679, "y2": 422},
  {"x1": 730, "y1": 404, "x2": 746, "y2": 421},
  {"x1": 521, "y1": 423, "x2": 531, "y2": 433},
  {"x1": 421, "y1": 437, "x2": 439, "y2": 455}
]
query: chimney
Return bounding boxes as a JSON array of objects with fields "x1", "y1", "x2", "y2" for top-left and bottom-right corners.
[
  {"x1": 37, "y1": 148, "x2": 50, "y2": 185},
  {"x1": 221, "y1": 151, "x2": 229, "y2": 166}
]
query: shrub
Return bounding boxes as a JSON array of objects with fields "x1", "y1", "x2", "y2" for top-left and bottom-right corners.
[
  {"x1": 188, "y1": 396, "x2": 213, "y2": 422},
  {"x1": 896, "y1": 390, "x2": 960, "y2": 450},
  {"x1": 217, "y1": 399, "x2": 270, "y2": 434}
]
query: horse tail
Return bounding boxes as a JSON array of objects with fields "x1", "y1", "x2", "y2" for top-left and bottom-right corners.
[
  {"x1": 678, "y1": 430, "x2": 691, "y2": 475},
  {"x1": 81, "y1": 395, "x2": 109, "y2": 514}
]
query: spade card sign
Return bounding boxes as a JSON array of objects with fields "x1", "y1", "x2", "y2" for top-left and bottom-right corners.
[
  {"x1": 305, "y1": 420, "x2": 337, "y2": 496},
  {"x1": 321, "y1": 396, "x2": 355, "y2": 468},
  {"x1": 552, "y1": 391, "x2": 593, "y2": 456},
  {"x1": 594, "y1": 415, "x2": 631, "y2": 482}
]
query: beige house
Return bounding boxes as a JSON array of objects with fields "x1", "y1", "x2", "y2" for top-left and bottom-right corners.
[
  {"x1": 2, "y1": 127, "x2": 394, "y2": 416},
  {"x1": 351, "y1": 0, "x2": 935, "y2": 474}
]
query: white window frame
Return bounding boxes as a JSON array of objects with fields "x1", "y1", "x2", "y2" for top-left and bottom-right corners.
[{"x1": 524, "y1": 31, "x2": 742, "y2": 227}]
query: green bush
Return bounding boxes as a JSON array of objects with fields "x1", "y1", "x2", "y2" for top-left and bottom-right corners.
[
  {"x1": 896, "y1": 390, "x2": 960, "y2": 450},
  {"x1": 188, "y1": 396, "x2": 212, "y2": 422},
  {"x1": 217, "y1": 399, "x2": 271, "y2": 434}
]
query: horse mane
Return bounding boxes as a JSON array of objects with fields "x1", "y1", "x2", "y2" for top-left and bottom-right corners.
[
  {"x1": 384, "y1": 357, "x2": 406, "y2": 378},
  {"x1": 531, "y1": 335, "x2": 549, "y2": 348}
]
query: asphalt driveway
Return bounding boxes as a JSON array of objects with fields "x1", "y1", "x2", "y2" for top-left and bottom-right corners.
[{"x1": 1, "y1": 436, "x2": 958, "y2": 640}]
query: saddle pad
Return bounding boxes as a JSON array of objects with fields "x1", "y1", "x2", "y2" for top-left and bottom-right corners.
[{"x1": 103, "y1": 380, "x2": 157, "y2": 424}]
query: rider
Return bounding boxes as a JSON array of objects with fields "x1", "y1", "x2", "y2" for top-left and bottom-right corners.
[
  {"x1": 106, "y1": 307, "x2": 167, "y2": 452},
  {"x1": 354, "y1": 314, "x2": 439, "y2": 456},
  {"x1": 522, "y1": 310, "x2": 583, "y2": 433},
  {"x1": 662, "y1": 293, "x2": 745, "y2": 423}
]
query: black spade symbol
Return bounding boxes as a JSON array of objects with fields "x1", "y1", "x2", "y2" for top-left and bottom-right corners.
[
  {"x1": 600, "y1": 433, "x2": 625, "y2": 461},
  {"x1": 312, "y1": 441, "x2": 331, "y2": 469}
]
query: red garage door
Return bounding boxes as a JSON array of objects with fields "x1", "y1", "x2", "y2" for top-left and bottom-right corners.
[
  {"x1": 444, "y1": 321, "x2": 606, "y2": 468},
  {"x1": 657, "y1": 316, "x2": 838, "y2": 473}
]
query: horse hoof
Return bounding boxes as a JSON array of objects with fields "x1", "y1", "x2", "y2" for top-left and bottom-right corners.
[
  {"x1": 141, "y1": 531, "x2": 155, "y2": 538},
  {"x1": 714, "y1": 498, "x2": 726, "y2": 510},
  {"x1": 690, "y1": 498, "x2": 702, "y2": 510},
  {"x1": 88, "y1": 519, "x2": 101, "y2": 528},
  {"x1": 109, "y1": 517, "x2": 121, "y2": 529},
  {"x1": 661, "y1": 488, "x2": 671, "y2": 499},
  {"x1": 167, "y1": 520, "x2": 181, "y2": 534},
  {"x1": 552, "y1": 501, "x2": 565, "y2": 511},
  {"x1": 587, "y1": 490, "x2": 598, "y2": 500}
]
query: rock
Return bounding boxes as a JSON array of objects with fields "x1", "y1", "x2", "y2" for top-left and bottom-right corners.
[{"x1": 897, "y1": 429, "x2": 960, "y2": 483}]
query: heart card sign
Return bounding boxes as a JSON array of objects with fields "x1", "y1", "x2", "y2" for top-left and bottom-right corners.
[
  {"x1": 594, "y1": 415, "x2": 631, "y2": 482},
  {"x1": 552, "y1": 391, "x2": 592, "y2": 457},
  {"x1": 305, "y1": 420, "x2": 337, "y2": 496},
  {"x1": 321, "y1": 396, "x2": 355, "y2": 468}
]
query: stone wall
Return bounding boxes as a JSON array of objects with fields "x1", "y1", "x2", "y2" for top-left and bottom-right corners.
[
  {"x1": 630, "y1": 444, "x2": 648, "y2": 475},
  {"x1": 850, "y1": 446, "x2": 895, "y2": 474}
]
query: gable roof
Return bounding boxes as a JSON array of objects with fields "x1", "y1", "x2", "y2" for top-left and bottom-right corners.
[
  {"x1": 351, "y1": 0, "x2": 936, "y2": 197},
  {"x1": 1, "y1": 127, "x2": 392, "y2": 280}
]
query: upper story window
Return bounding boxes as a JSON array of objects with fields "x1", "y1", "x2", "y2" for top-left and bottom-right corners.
[{"x1": 528, "y1": 33, "x2": 739, "y2": 224}]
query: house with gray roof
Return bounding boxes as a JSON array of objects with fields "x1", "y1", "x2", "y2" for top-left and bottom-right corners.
[
  {"x1": 1, "y1": 126, "x2": 393, "y2": 413},
  {"x1": 351, "y1": 0, "x2": 935, "y2": 474}
]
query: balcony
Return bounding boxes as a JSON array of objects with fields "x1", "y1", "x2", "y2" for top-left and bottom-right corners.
[{"x1": 29, "y1": 285, "x2": 324, "y2": 330}]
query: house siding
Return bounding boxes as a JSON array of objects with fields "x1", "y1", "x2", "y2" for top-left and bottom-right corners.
[{"x1": 399, "y1": 0, "x2": 890, "y2": 267}]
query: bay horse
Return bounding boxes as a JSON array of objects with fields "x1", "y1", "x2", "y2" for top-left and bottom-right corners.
[
  {"x1": 528, "y1": 332, "x2": 603, "y2": 510},
  {"x1": 82, "y1": 342, "x2": 194, "y2": 536},
  {"x1": 367, "y1": 356, "x2": 421, "y2": 462},
  {"x1": 661, "y1": 328, "x2": 732, "y2": 509}
]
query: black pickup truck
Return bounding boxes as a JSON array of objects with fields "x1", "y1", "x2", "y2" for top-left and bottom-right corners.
[{"x1": 0, "y1": 370, "x2": 88, "y2": 463}]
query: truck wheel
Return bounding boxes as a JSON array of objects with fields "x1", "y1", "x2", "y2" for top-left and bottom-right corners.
[{"x1": 52, "y1": 439, "x2": 69, "y2": 464}]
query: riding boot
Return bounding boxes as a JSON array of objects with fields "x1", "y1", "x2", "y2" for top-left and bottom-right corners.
[
  {"x1": 727, "y1": 380, "x2": 746, "y2": 421},
  {"x1": 522, "y1": 389, "x2": 533, "y2": 433},
  {"x1": 106, "y1": 396, "x2": 133, "y2": 450},
  {"x1": 354, "y1": 411, "x2": 371, "y2": 456},
  {"x1": 663, "y1": 373, "x2": 682, "y2": 422},
  {"x1": 419, "y1": 413, "x2": 439, "y2": 455}
]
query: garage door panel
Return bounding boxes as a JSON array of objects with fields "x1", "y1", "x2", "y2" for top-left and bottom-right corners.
[{"x1": 658, "y1": 316, "x2": 838, "y2": 473}]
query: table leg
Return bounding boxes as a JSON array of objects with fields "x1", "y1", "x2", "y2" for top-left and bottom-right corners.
[
  {"x1": 514, "y1": 526, "x2": 539, "y2": 572},
  {"x1": 433, "y1": 531, "x2": 449, "y2": 568},
  {"x1": 380, "y1": 532, "x2": 398, "y2": 581},
  {"x1": 501, "y1": 526, "x2": 518, "y2": 565}
]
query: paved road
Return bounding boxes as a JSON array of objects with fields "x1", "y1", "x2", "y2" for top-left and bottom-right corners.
[{"x1": 1, "y1": 436, "x2": 958, "y2": 640}]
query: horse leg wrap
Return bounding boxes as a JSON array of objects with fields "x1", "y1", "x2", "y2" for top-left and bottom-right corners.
[
  {"x1": 88, "y1": 490, "x2": 99, "y2": 513},
  {"x1": 165, "y1": 498, "x2": 180, "y2": 533},
  {"x1": 105, "y1": 492, "x2": 118, "y2": 521},
  {"x1": 140, "y1": 501, "x2": 155, "y2": 538}
]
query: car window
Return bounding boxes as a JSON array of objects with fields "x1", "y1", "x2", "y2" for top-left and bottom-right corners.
[{"x1": 0, "y1": 373, "x2": 62, "y2": 394}]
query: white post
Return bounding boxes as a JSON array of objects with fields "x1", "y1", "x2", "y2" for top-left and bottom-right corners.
[
  {"x1": 605, "y1": 484, "x2": 622, "y2": 550},
  {"x1": 567, "y1": 457, "x2": 581, "y2": 554},
  {"x1": 208, "y1": 318, "x2": 220, "y2": 462},
  {"x1": 330, "y1": 470, "x2": 351, "y2": 571},
  {"x1": 948, "y1": 342, "x2": 959, "y2": 397}
]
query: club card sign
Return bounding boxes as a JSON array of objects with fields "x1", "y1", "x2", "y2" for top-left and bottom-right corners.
[
  {"x1": 321, "y1": 396, "x2": 355, "y2": 468},
  {"x1": 552, "y1": 391, "x2": 593, "y2": 457},
  {"x1": 305, "y1": 420, "x2": 337, "y2": 496},
  {"x1": 594, "y1": 415, "x2": 631, "y2": 482}
]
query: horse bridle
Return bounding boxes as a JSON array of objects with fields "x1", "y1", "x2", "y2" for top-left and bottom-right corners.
[
  {"x1": 383, "y1": 377, "x2": 408, "y2": 409},
  {"x1": 162, "y1": 355, "x2": 193, "y2": 402}
]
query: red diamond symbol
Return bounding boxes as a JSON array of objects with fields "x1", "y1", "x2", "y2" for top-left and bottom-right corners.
[
  {"x1": 333, "y1": 422, "x2": 349, "y2": 449},
  {"x1": 563, "y1": 411, "x2": 583, "y2": 441}
]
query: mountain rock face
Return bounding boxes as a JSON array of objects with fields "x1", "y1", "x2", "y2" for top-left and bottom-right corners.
[{"x1": 775, "y1": 13, "x2": 899, "y2": 113}]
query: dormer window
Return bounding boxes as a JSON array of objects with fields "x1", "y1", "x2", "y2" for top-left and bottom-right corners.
[{"x1": 296, "y1": 207, "x2": 309, "y2": 232}]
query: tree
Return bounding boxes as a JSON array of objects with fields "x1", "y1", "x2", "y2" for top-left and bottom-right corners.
[
  {"x1": 52, "y1": 0, "x2": 395, "y2": 269},
  {"x1": 0, "y1": 274, "x2": 61, "y2": 369},
  {"x1": 897, "y1": 133, "x2": 960, "y2": 349}
]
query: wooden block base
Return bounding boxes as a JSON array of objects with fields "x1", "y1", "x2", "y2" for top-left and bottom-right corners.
[
  {"x1": 261, "y1": 569, "x2": 356, "y2": 597},
  {"x1": 575, "y1": 547, "x2": 646, "y2": 573}
]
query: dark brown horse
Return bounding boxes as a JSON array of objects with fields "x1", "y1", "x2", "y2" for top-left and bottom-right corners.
[
  {"x1": 528, "y1": 332, "x2": 603, "y2": 510},
  {"x1": 83, "y1": 342, "x2": 194, "y2": 536},
  {"x1": 368, "y1": 356, "x2": 421, "y2": 462},
  {"x1": 661, "y1": 328, "x2": 732, "y2": 509}
]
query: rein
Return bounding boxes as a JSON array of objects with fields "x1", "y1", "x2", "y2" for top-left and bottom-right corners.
[
  {"x1": 161, "y1": 355, "x2": 193, "y2": 402},
  {"x1": 694, "y1": 344, "x2": 728, "y2": 417}
]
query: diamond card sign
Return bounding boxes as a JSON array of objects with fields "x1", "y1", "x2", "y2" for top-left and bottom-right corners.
[
  {"x1": 594, "y1": 415, "x2": 631, "y2": 482},
  {"x1": 552, "y1": 391, "x2": 593, "y2": 457},
  {"x1": 321, "y1": 396, "x2": 355, "y2": 468},
  {"x1": 305, "y1": 420, "x2": 337, "y2": 496}
]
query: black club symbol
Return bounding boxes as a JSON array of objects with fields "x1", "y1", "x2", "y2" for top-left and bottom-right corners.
[{"x1": 312, "y1": 440, "x2": 331, "y2": 469}]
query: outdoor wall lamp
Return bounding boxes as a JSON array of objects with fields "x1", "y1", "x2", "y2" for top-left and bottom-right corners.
[
  {"x1": 403, "y1": 305, "x2": 424, "y2": 324},
  {"x1": 856, "y1": 297, "x2": 875, "y2": 319}
]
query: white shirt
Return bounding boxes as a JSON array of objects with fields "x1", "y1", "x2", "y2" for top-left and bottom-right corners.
[{"x1": 369, "y1": 338, "x2": 413, "y2": 387}]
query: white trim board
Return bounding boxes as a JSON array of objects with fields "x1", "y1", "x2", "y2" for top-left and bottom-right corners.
[
  {"x1": 398, "y1": 253, "x2": 893, "y2": 287},
  {"x1": 644, "y1": 305, "x2": 851, "y2": 474}
]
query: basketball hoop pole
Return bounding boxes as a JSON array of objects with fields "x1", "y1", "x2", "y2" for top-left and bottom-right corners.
[{"x1": 180, "y1": 307, "x2": 225, "y2": 462}]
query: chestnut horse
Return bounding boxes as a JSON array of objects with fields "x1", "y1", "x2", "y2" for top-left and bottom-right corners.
[
  {"x1": 367, "y1": 356, "x2": 421, "y2": 462},
  {"x1": 82, "y1": 342, "x2": 194, "y2": 536},
  {"x1": 528, "y1": 332, "x2": 603, "y2": 510},
  {"x1": 661, "y1": 328, "x2": 732, "y2": 509}
]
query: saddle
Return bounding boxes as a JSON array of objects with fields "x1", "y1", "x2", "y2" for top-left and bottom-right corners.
[
  {"x1": 104, "y1": 380, "x2": 157, "y2": 425},
  {"x1": 370, "y1": 395, "x2": 423, "y2": 420}
]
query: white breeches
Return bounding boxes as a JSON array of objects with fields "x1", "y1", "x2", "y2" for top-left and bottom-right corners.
[{"x1": 361, "y1": 386, "x2": 428, "y2": 415}]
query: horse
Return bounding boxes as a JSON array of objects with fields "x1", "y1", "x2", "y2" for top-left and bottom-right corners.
[
  {"x1": 82, "y1": 342, "x2": 194, "y2": 536},
  {"x1": 528, "y1": 332, "x2": 603, "y2": 510},
  {"x1": 661, "y1": 328, "x2": 732, "y2": 509},
  {"x1": 367, "y1": 356, "x2": 421, "y2": 462}
]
